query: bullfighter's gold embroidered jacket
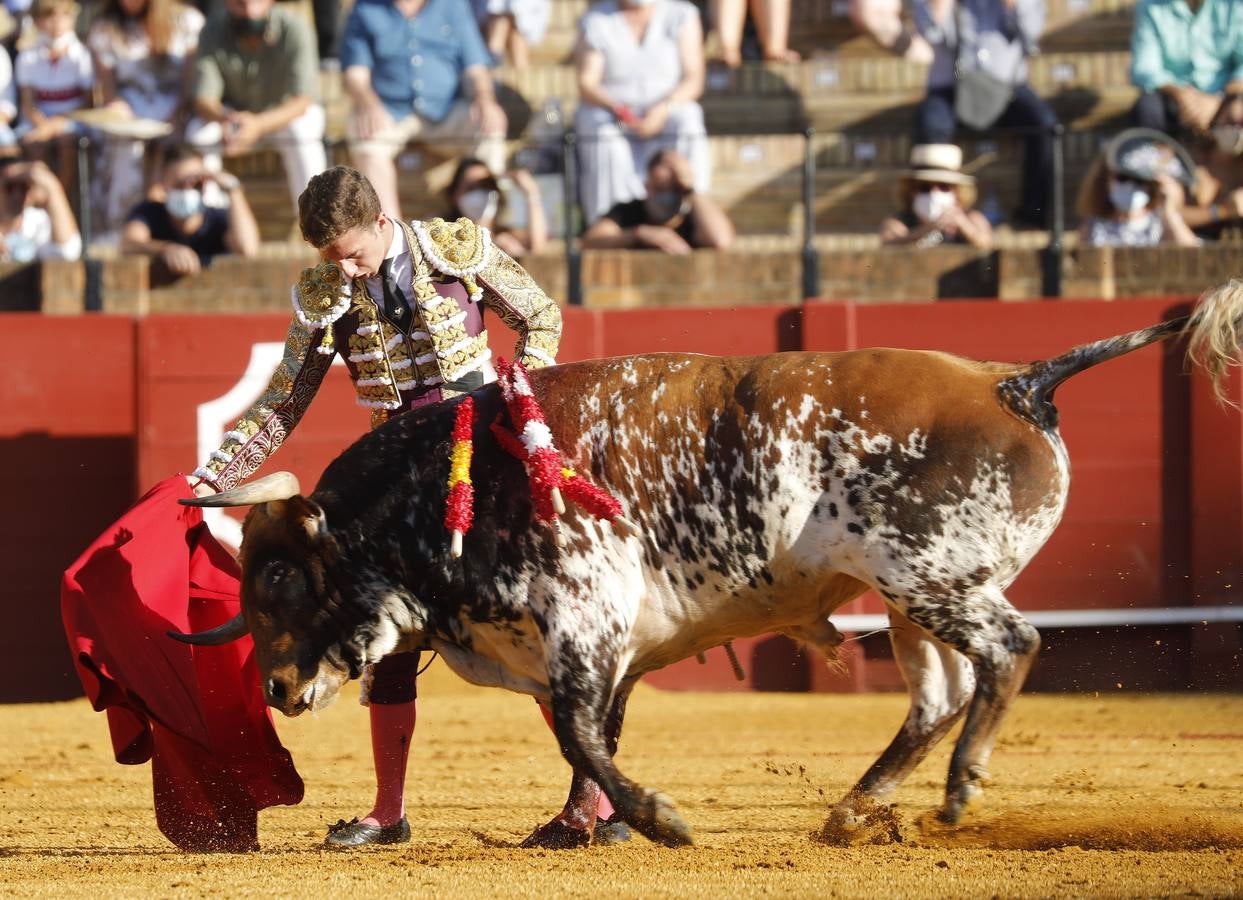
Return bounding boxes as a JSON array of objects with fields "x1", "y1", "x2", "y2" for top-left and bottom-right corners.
[{"x1": 193, "y1": 217, "x2": 562, "y2": 491}]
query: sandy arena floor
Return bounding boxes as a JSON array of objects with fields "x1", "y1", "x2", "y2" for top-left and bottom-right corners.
[{"x1": 1, "y1": 665, "x2": 1241, "y2": 898}]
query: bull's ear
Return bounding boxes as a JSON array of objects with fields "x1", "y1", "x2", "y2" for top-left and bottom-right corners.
[{"x1": 285, "y1": 495, "x2": 328, "y2": 542}]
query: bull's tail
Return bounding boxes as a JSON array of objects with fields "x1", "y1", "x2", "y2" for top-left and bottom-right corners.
[{"x1": 1000, "y1": 279, "x2": 1243, "y2": 429}]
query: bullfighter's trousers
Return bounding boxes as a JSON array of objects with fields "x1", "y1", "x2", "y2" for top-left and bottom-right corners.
[{"x1": 368, "y1": 651, "x2": 422, "y2": 704}]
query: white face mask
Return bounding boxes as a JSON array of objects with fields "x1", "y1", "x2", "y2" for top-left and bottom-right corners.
[
  {"x1": 1213, "y1": 125, "x2": 1243, "y2": 156},
  {"x1": 912, "y1": 187, "x2": 956, "y2": 223},
  {"x1": 166, "y1": 187, "x2": 205, "y2": 220},
  {"x1": 1108, "y1": 178, "x2": 1150, "y2": 214},
  {"x1": 37, "y1": 31, "x2": 76, "y2": 52},
  {"x1": 458, "y1": 188, "x2": 498, "y2": 223}
]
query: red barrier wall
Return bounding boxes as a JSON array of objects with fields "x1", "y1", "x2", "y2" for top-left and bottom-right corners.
[{"x1": 5, "y1": 298, "x2": 1237, "y2": 701}]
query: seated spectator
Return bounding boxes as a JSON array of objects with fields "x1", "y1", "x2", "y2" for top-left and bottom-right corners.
[
  {"x1": 121, "y1": 143, "x2": 260, "y2": 277},
  {"x1": 913, "y1": 0, "x2": 1057, "y2": 228},
  {"x1": 471, "y1": 0, "x2": 550, "y2": 69},
  {"x1": 1181, "y1": 89, "x2": 1243, "y2": 238},
  {"x1": 444, "y1": 156, "x2": 548, "y2": 258},
  {"x1": 849, "y1": 0, "x2": 933, "y2": 64},
  {"x1": 711, "y1": 0, "x2": 799, "y2": 66},
  {"x1": 341, "y1": 0, "x2": 507, "y2": 221},
  {"x1": 15, "y1": 0, "x2": 92, "y2": 146},
  {"x1": 1130, "y1": 0, "x2": 1243, "y2": 139},
  {"x1": 581, "y1": 147, "x2": 733, "y2": 253},
  {"x1": 186, "y1": 0, "x2": 327, "y2": 214},
  {"x1": 1075, "y1": 128, "x2": 1199, "y2": 248},
  {"x1": 0, "y1": 156, "x2": 81, "y2": 261},
  {"x1": 879, "y1": 143, "x2": 992, "y2": 249},
  {"x1": 0, "y1": 45, "x2": 15, "y2": 148},
  {"x1": 574, "y1": 0, "x2": 711, "y2": 225},
  {"x1": 87, "y1": 0, "x2": 205, "y2": 236}
]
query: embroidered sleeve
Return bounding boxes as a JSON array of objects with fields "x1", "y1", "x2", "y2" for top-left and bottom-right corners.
[
  {"x1": 191, "y1": 317, "x2": 334, "y2": 491},
  {"x1": 475, "y1": 245, "x2": 563, "y2": 369}
]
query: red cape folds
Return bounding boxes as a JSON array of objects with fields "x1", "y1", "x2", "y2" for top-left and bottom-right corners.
[{"x1": 60, "y1": 476, "x2": 303, "y2": 851}]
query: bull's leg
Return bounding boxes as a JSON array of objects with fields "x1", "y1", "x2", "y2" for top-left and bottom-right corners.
[
  {"x1": 546, "y1": 657, "x2": 692, "y2": 847},
  {"x1": 826, "y1": 610, "x2": 974, "y2": 838},
  {"x1": 521, "y1": 680, "x2": 635, "y2": 849},
  {"x1": 905, "y1": 586, "x2": 1041, "y2": 825}
]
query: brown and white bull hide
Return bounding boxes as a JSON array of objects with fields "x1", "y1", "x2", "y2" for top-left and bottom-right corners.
[{"x1": 176, "y1": 280, "x2": 1243, "y2": 849}]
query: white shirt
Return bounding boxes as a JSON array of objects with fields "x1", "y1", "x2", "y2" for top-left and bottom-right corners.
[
  {"x1": 2, "y1": 205, "x2": 82, "y2": 261},
  {"x1": 363, "y1": 216, "x2": 415, "y2": 308},
  {"x1": 15, "y1": 37, "x2": 93, "y2": 117}
]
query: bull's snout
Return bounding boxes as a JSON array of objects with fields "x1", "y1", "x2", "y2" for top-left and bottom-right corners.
[{"x1": 265, "y1": 676, "x2": 314, "y2": 715}]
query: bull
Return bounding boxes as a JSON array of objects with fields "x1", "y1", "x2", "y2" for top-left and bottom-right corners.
[{"x1": 174, "y1": 283, "x2": 1243, "y2": 847}]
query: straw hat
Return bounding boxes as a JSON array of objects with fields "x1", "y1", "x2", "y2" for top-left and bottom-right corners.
[
  {"x1": 904, "y1": 144, "x2": 976, "y2": 186},
  {"x1": 1105, "y1": 128, "x2": 1196, "y2": 188}
]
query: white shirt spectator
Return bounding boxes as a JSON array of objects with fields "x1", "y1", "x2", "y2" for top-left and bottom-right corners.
[
  {"x1": 579, "y1": 0, "x2": 697, "y2": 111},
  {"x1": 15, "y1": 35, "x2": 92, "y2": 117},
  {"x1": 3, "y1": 204, "x2": 82, "y2": 261}
]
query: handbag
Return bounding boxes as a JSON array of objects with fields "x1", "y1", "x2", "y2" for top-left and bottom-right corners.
[{"x1": 951, "y1": 5, "x2": 1021, "y2": 131}]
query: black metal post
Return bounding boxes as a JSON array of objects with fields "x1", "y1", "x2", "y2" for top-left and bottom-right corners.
[
  {"x1": 1041, "y1": 123, "x2": 1065, "y2": 298},
  {"x1": 562, "y1": 131, "x2": 583, "y2": 306},
  {"x1": 77, "y1": 135, "x2": 102, "y2": 312},
  {"x1": 801, "y1": 127, "x2": 819, "y2": 301}
]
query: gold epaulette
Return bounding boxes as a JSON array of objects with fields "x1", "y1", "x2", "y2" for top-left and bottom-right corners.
[
  {"x1": 292, "y1": 261, "x2": 355, "y2": 331},
  {"x1": 411, "y1": 217, "x2": 493, "y2": 279}
]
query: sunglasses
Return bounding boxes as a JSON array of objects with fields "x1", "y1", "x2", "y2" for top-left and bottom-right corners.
[
  {"x1": 916, "y1": 183, "x2": 957, "y2": 193},
  {"x1": 171, "y1": 175, "x2": 208, "y2": 190},
  {"x1": 1111, "y1": 174, "x2": 1153, "y2": 188}
]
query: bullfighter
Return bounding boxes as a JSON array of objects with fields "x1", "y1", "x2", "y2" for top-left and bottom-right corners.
[{"x1": 188, "y1": 166, "x2": 610, "y2": 848}]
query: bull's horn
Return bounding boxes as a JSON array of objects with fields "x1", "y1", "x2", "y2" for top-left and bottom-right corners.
[
  {"x1": 180, "y1": 471, "x2": 302, "y2": 507},
  {"x1": 166, "y1": 613, "x2": 249, "y2": 646}
]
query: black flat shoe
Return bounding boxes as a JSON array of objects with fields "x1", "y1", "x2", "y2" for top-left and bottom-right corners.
[
  {"x1": 324, "y1": 816, "x2": 411, "y2": 848},
  {"x1": 594, "y1": 814, "x2": 631, "y2": 845}
]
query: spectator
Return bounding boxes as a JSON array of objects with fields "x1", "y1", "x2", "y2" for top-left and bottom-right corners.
[
  {"x1": 581, "y1": 146, "x2": 733, "y2": 252},
  {"x1": 0, "y1": 156, "x2": 81, "y2": 261},
  {"x1": 1186, "y1": 90, "x2": 1243, "y2": 238},
  {"x1": 913, "y1": 0, "x2": 1057, "y2": 228},
  {"x1": 186, "y1": 0, "x2": 327, "y2": 213},
  {"x1": 121, "y1": 143, "x2": 260, "y2": 277},
  {"x1": 849, "y1": 0, "x2": 933, "y2": 63},
  {"x1": 87, "y1": 0, "x2": 205, "y2": 235},
  {"x1": 574, "y1": 0, "x2": 710, "y2": 225},
  {"x1": 1130, "y1": 0, "x2": 1243, "y2": 139},
  {"x1": 711, "y1": 0, "x2": 799, "y2": 66},
  {"x1": 879, "y1": 143, "x2": 992, "y2": 249},
  {"x1": 309, "y1": 0, "x2": 340, "y2": 68},
  {"x1": 444, "y1": 156, "x2": 548, "y2": 257},
  {"x1": 14, "y1": 0, "x2": 92, "y2": 145},
  {"x1": 1075, "y1": 128, "x2": 1199, "y2": 248},
  {"x1": 341, "y1": 0, "x2": 507, "y2": 221},
  {"x1": 0, "y1": 44, "x2": 15, "y2": 148},
  {"x1": 471, "y1": 0, "x2": 550, "y2": 68}
]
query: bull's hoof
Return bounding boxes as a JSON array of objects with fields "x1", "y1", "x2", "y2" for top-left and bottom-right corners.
[
  {"x1": 634, "y1": 792, "x2": 693, "y2": 847},
  {"x1": 937, "y1": 780, "x2": 985, "y2": 826},
  {"x1": 519, "y1": 818, "x2": 593, "y2": 849}
]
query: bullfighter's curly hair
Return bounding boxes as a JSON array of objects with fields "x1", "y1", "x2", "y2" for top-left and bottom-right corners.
[{"x1": 298, "y1": 166, "x2": 381, "y2": 250}]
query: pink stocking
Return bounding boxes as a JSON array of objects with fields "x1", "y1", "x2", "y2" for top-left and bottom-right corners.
[
  {"x1": 538, "y1": 702, "x2": 616, "y2": 821},
  {"x1": 363, "y1": 699, "x2": 416, "y2": 827}
]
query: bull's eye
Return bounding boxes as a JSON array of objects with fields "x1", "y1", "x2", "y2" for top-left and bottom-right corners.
[{"x1": 262, "y1": 559, "x2": 293, "y2": 589}]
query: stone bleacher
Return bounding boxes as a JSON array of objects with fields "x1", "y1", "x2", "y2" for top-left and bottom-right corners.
[{"x1": 223, "y1": 0, "x2": 1140, "y2": 248}]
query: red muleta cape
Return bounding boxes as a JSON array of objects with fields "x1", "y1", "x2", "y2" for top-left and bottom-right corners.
[{"x1": 60, "y1": 476, "x2": 303, "y2": 851}]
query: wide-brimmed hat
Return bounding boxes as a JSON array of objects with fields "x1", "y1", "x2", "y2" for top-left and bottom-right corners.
[
  {"x1": 1105, "y1": 128, "x2": 1197, "y2": 188},
  {"x1": 903, "y1": 144, "x2": 976, "y2": 186}
]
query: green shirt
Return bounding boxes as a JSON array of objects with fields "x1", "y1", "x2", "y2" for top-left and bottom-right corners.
[
  {"x1": 194, "y1": 6, "x2": 319, "y2": 111},
  {"x1": 1131, "y1": 0, "x2": 1243, "y2": 94}
]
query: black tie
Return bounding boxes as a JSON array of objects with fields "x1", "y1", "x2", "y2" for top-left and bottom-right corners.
[{"x1": 378, "y1": 257, "x2": 410, "y2": 323}]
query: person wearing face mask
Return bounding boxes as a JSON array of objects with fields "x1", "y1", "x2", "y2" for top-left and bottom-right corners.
[
  {"x1": 0, "y1": 155, "x2": 81, "y2": 262},
  {"x1": 445, "y1": 156, "x2": 548, "y2": 258},
  {"x1": 14, "y1": 0, "x2": 92, "y2": 147},
  {"x1": 185, "y1": 0, "x2": 327, "y2": 214},
  {"x1": 1076, "y1": 128, "x2": 1200, "y2": 248},
  {"x1": 122, "y1": 143, "x2": 260, "y2": 279},
  {"x1": 573, "y1": 0, "x2": 712, "y2": 224},
  {"x1": 879, "y1": 144, "x2": 993, "y2": 250},
  {"x1": 86, "y1": 0, "x2": 206, "y2": 236},
  {"x1": 581, "y1": 146, "x2": 733, "y2": 253},
  {"x1": 1179, "y1": 92, "x2": 1243, "y2": 240}
]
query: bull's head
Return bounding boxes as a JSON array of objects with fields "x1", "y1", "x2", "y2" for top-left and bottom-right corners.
[{"x1": 170, "y1": 472, "x2": 380, "y2": 717}]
